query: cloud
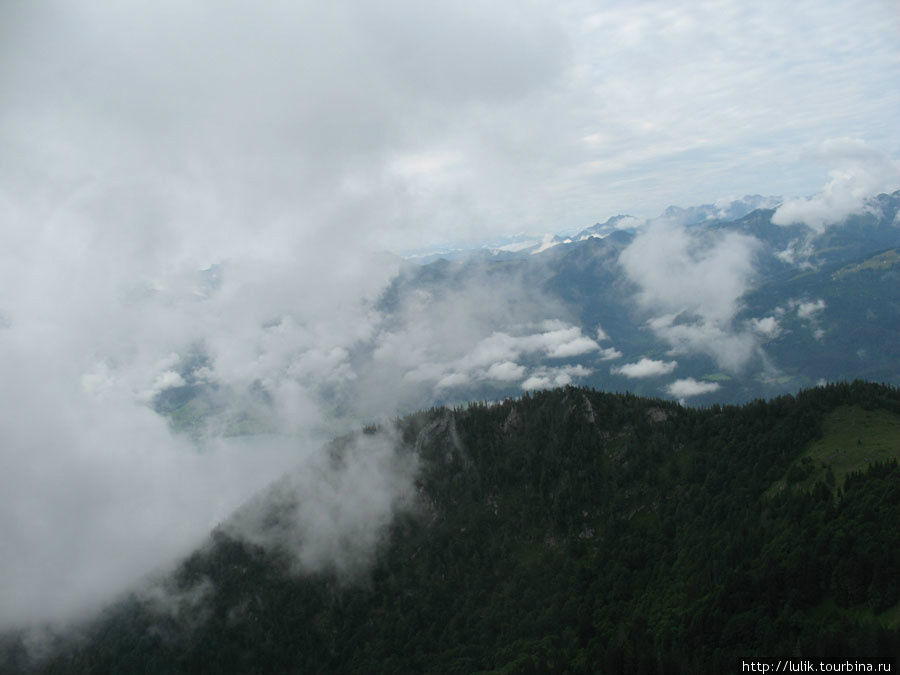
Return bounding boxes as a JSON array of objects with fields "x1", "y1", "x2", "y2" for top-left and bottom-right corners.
[
  {"x1": 749, "y1": 316, "x2": 781, "y2": 339},
  {"x1": 775, "y1": 238, "x2": 816, "y2": 269},
  {"x1": 786, "y1": 298, "x2": 827, "y2": 341},
  {"x1": 612, "y1": 358, "x2": 677, "y2": 378},
  {"x1": 428, "y1": 323, "x2": 598, "y2": 389},
  {"x1": 485, "y1": 361, "x2": 527, "y2": 381},
  {"x1": 620, "y1": 223, "x2": 759, "y2": 324},
  {"x1": 1, "y1": 0, "x2": 898, "y2": 635},
  {"x1": 435, "y1": 372, "x2": 471, "y2": 390},
  {"x1": 619, "y1": 220, "x2": 763, "y2": 370},
  {"x1": 665, "y1": 378, "x2": 720, "y2": 398},
  {"x1": 597, "y1": 346, "x2": 623, "y2": 360},
  {"x1": 571, "y1": 3, "x2": 900, "y2": 224},
  {"x1": 772, "y1": 139, "x2": 900, "y2": 232},
  {"x1": 0, "y1": 0, "x2": 569, "y2": 630},
  {"x1": 521, "y1": 364, "x2": 592, "y2": 391},
  {"x1": 521, "y1": 375, "x2": 552, "y2": 391},
  {"x1": 544, "y1": 335, "x2": 601, "y2": 358},
  {"x1": 138, "y1": 369, "x2": 187, "y2": 403},
  {"x1": 225, "y1": 428, "x2": 418, "y2": 579},
  {"x1": 612, "y1": 215, "x2": 642, "y2": 230},
  {"x1": 368, "y1": 284, "x2": 600, "y2": 401},
  {"x1": 796, "y1": 299, "x2": 826, "y2": 320}
]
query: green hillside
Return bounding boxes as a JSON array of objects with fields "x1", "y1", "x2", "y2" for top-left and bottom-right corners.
[
  {"x1": 833, "y1": 248, "x2": 900, "y2": 280},
  {"x1": 7, "y1": 381, "x2": 899, "y2": 673},
  {"x1": 769, "y1": 404, "x2": 900, "y2": 496}
]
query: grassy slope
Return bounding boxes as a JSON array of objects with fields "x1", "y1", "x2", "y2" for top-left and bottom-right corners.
[
  {"x1": 832, "y1": 248, "x2": 900, "y2": 280},
  {"x1": 768, "y1": 404, "x2": 900, "y2": 496},
  {"x1": 766, "y1": 403, "x2": 900, "y2": 630}
]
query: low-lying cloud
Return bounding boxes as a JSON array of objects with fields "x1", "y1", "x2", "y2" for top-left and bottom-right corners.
[
  {"x1": 368, "y1": 281, "x2": 601, "y2": 404},
  {"x1": 749, "y1": 316, "x2": 781, "y2": 339},
  {"x1": 0, "y1": 0, "x2": 568, "y2": 632},
  {"x1": 225, "y1": 429, "x2": 419, "y2": 579},
  {"x1": 619, "y1": 220, "x2": 763, "y2": 371},
  {"x1": 772, "y1": 139, "x2": 900, "y2": 232},
  {"x1": 796, "y1": 299, "x2": 826, "y2": 320},
  {"x1": 3, "y1": 0, "x2": 898, "y2": 638}
]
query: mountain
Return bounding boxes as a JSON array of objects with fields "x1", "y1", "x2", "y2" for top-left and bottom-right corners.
[
  {"x1": 144, "y1": 191, "x2": 900, "y2": 438},
  {"x1": 661, "y1": 194, "x2": 783, "y2": 226},
  {"x1": 8, "y1": 381, "x2": 899, "y2": 672},
  {"x1": 572, "y1": 214, "x2": 641, "y2": 241},
  {"x1": 403, "y1": 195, "x2": 785, "y2": 262},
  {"x1": 373, "y1": 191, "x2": 900, "y2": 407}
]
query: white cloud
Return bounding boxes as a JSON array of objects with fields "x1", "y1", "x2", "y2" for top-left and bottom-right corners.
[
  {"x1": 4, "y1": 0, "x2": 572, "y2": 621},
  {"x1": 521, "y1": 364, "x2": 592, "y2": 391},
  {"x1": 796, "y1": 299, "x2": 826, "y2": 320},
  {"x1": 485, "y1": 361, "x2": 527, "y2": 381},
  {"x1": 749, "y1": 316, "x2": 781, "y2": 339},
  {"x1": 772, "y1": 139, "x2": 900, "y2": 233},
  {"x1": 775, "y1": 238, "x2": 815, "y2": 269},
  {"x1": 525, "y1": 322, "x2": 602, "y2": 358},
  {"x1": 619, "y1": 220, "x2": 763, "y2": 370},
  {"x1": 621, "y1": 222, "x2": 759, "y2": 324},
  {"x1": 597, "y1": 346, "x2": 623, "y2": 360},
  {"x1": 545, "y1": 335, "x2": 601, "y2": 358},
  {"x1": 374, "y1": 307, "x2": 601, "y2": 400},
  {"x1": 521, "y1": 375, "x2": 552, "y2": 391},
  {"x1": 226, "y1": 429, "x2": 418, "y2": 578},
  {"x1": 612, "y1": 215, "x2": 642, "y2": 230},
  {"x1": 1, "y1": 0, "x2": 899, "y2": 634},
  {"x1": 435, "y1": 372, "x2": 470, "y2": 390},
  {"x1": 665, "y1": 378, "x2": 720, "y2": 398},
  {"x1": 135, "y1": 369, "x2": 188, "y2": 404},
  {"x1": 612, "y1": 358, "x2": 677, "y2": 378}
]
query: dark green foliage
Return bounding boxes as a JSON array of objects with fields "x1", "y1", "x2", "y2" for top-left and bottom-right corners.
[{"x1": 13, "y1": 382, "x2": 900, "y2": 673}]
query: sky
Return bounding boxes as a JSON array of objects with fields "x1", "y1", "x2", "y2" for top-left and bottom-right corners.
[
  {"x1": 1, "y1": 0, "x2": 899, "y2": 632},
  {"x1": 3, "y1": 1, "x2": 899, "y2": 251}
]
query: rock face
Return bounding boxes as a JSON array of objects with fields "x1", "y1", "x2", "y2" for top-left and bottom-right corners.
[
  {"x1": 502, "y1": 404, "x2": 521, "y2": 433},
  {"x1": 646, "y1": 407, "x2": 669, "y2": 423}
]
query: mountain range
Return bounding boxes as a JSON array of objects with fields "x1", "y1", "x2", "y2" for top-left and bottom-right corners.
[
  {"x1": 148, "y1": 190, "x2": 900, "y2": 441},
  {"x1": 380, "y1": 192, "x2": 900, "y2": 403}
]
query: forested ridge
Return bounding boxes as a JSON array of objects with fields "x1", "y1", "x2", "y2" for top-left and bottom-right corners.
[{"x1": 7, "y1": 381, "x2": 899, "y2": 673}]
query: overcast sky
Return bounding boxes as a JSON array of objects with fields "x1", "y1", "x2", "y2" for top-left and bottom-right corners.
[
  {"x1": 1, "y1": 0, "x2": 899, "y2": 632},
  {"x1": 3, "y1": 0, "x2": 898, "y2": 252}
]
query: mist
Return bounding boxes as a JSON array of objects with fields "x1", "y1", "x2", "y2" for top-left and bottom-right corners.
[
  {"x1": 618, "y1": 219, "x2": 764, "y2": 372},
  {"x1": 2, "y1": 0, "x2": 899, "y2": 634},
  {"x1": 0, "y1": 0, "x2": 569, "y2": 630}
]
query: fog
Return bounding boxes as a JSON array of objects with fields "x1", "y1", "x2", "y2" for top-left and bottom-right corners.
[{"x1": 1, "y1": 0, "x2": 898, "y2": 632}]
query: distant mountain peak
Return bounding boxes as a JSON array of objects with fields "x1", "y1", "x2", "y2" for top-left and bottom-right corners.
[
  {"x1": 660, "y1": 195, "x2": 782, "y2": 226},
  {"x1": 573, "y1": 214, "x2": 642, "y2": 241}
]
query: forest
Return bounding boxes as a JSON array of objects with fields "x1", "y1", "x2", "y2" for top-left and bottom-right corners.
[{"x1": 4, "y1": 381, "x2": 898, "y2": 673}]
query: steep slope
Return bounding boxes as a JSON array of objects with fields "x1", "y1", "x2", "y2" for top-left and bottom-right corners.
[{"x1": 11, "y1": 381, "x2": 900, "y2": 673}]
